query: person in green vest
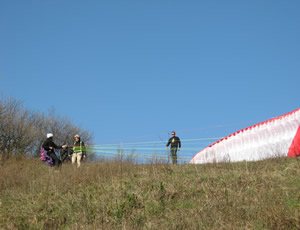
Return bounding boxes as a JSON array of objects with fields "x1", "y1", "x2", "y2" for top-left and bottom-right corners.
[{"x1": 72, "y1": 134, "x2": 86, "y2": 168}]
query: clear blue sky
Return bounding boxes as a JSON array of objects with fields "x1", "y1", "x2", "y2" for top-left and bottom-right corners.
[{"x1": 1, "y1": 0, "x2": 299, "y2": 162}]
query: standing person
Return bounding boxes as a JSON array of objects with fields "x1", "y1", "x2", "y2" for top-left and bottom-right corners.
[
  {"x1": 72, "y1": 134, "x2": 86, "y2": 168},
  {"x1": 166, "y1": 131, "x2": 181, "y2": 165},
  {"x1": 42, "y1": 133, "x2": 66, "y2": 170}
]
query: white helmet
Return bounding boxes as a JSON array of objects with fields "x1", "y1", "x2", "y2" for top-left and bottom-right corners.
[{"x1": 47, "y1": 133, "x2": 53, "y2": 138}]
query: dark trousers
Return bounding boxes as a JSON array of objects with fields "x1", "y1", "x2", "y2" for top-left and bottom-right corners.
[
  {"x1": 170, "y1": 148, "x2": 178, "y2": 165},
  {"x1": 49, "y1": 152, "x2": 61, "y2": 169}
]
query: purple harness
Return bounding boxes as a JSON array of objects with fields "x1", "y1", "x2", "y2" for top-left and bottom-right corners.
[{"x1": 41, "y1": 147, "x2": 54, "y2": 167}]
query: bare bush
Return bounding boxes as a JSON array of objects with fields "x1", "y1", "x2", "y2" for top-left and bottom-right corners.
[
  {"x1": 0, "y1": 96, "x2": 94, "y2": 161},
  {"x1": 0, "y1": 97, "x2": 37, "y2": 160}
]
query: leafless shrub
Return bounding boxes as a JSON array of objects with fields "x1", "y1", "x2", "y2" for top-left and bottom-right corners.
[
  {"x1": 114, "y1": 145, "x2": 137, "y2": 164},
  {"x1": 146, "y1": 154, "x2": 168, "y2": 164},
  {"x1": 221, "y1": 153, "x2": 231, "y2": 163},
  {"x1": 0, "y1": 96, "x2": 94, "y2": 161},
  {"x1": 0, "y1": 97, "x2": 37, "y2": 160}
]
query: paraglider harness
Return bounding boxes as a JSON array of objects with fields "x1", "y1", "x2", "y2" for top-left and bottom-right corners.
[{"x1": 40, "y1": 147, "x2": 55, "y2": 167}]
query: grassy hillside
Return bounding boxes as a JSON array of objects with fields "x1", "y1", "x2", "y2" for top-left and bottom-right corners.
[{"x1": 0, "y1": 157, "x2": 299, "y2": 229}]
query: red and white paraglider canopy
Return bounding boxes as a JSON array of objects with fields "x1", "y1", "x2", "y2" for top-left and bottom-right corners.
[{"x1": 190, "y1": 108, "x2": 300, "y2": 164}]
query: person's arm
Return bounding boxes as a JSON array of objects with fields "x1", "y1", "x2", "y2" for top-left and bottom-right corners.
[
  {"x1": 178, "y1": 137, "x2": 181, "y2": 150},
  {"x1": 53, "y1": 142, "x2": 62, "y2": 149},
  {"x1": 82, "y1": 142, "x2": 86, "y2": 157},
  {"x1": 166, "y1": 138, "x2": 171, "y2": 149},
  {"x1": 53, "y1": 142, "x2": 67, "y2": 149}
]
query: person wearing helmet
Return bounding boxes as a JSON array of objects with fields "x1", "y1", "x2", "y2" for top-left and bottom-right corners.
[
  {"x1": 72, "y1": 134, "x2": 86, "y2": 168},
  {"x1": 166, "y1": 131, "x2": 181, "y2": 165},
  {"x1": 42, "y1": 133, "x2": 67, "y2": 169}
]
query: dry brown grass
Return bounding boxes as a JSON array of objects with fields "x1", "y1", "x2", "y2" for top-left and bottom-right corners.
[{"x1": 0, "y1": 157, "x2": 299, "y2": 229}]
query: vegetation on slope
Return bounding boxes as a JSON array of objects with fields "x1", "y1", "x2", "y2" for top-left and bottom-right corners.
[{"x1": 0, "y1": 157, "x2": 299, "y2": 229}]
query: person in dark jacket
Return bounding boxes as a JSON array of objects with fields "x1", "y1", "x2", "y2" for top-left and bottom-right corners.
[
  {"x1": 42, "y1": 133, "x2": 66, "y2": 170},
  {"x1": 166, "y1": 131, "x2": 181, "y2": 165}
]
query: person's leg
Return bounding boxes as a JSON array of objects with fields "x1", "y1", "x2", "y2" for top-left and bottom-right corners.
[
  {"x1": 171, "y1": 153, "x2": 175, "y2": 164},
  {"x1": 72, "y1": 152, "x2": 77, "y2": 165},
  {"x1": 49, "y1": 153, "x2": 60, "y2": 169},
  {"x1": 173, "y1": 152, "x2": 178, "y2": 165},
  {"x1": 77, "y1": 152, "x2": 82, "y2": 168},
  {"x1": 170, "y1": 148, "x2": 178, "y2": 165},
  {"x1": 58, "y1": 158, "x2": 62, "y2": 168},
  {"x1": 170, "y1": 149, "x2": 174, "y2": 164}
]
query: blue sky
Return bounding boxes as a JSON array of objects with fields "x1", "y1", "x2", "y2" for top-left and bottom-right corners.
[{"x1": 1, "y1": 0, "x2": 299, "y2": 162}]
